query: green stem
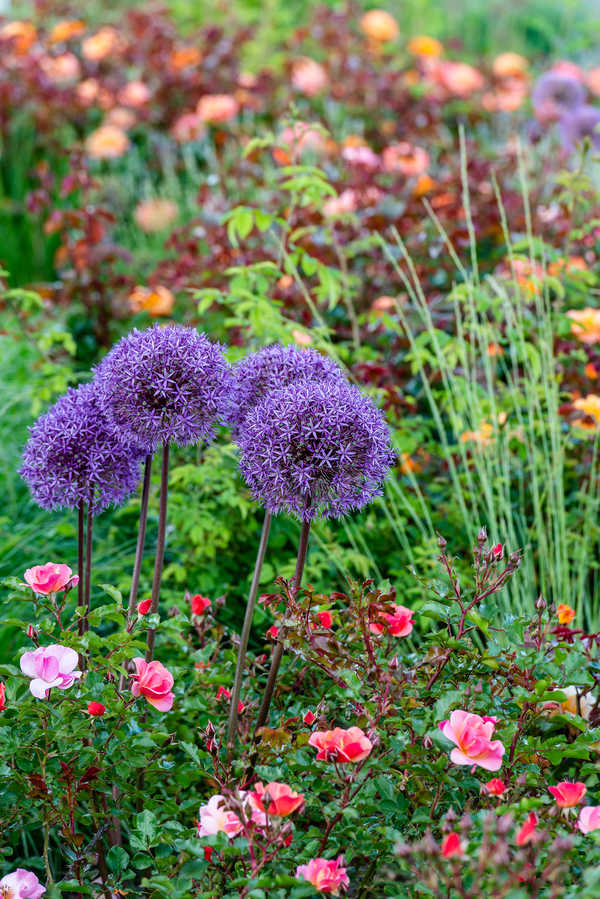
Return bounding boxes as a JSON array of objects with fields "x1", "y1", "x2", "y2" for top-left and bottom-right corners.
[
  {"x1": 226, "y1": 511, "x2": 272, "y2": 761},
  {"x1": 145, "y1": 442, "x2": 170, "y2": 662}
]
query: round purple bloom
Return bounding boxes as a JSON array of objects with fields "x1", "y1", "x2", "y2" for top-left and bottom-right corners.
[
  {"x1": 559, "y1": 105, "x2": 600, "y2": 152},
  {"x1": 20, "y1": 383, "x2": 141, "y2": 514},
  {"x1": 94, "y1": 324, "x2": 231, "y2": 451},
  {"x1": 238, "y1": 379, "x2": 394, "y2": 521},
  {"x1": 531, "y1": 71, "x2": 586, "y2": 122},
  {"x1": 227, "y1": 344, "x2": 347, "y2": 439}
]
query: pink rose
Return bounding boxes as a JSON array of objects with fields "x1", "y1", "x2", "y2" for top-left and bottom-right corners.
[
  {"x1": 370, "y1": 604, "x2": 414, "y2": 637},
  {"x1": 578, "y1": 806, "x2": 600, "y2": 834},
  {"x1": 548, "y1": 781, "x2": 586, "y2": 808},
  {"x1": 441, "y1": 833, "x2": 465, "y2": 858},
  {"x1": 516, "y1": 812, "x2": 537, "y2": 846},
  {"x1": 0, "y1": 682, "x2": 6, "y2": 712},
  {"x1": 20, "y1": 645, "x2": 81, "y2": 699},
  {"x1": 130, "y1": 657, "x2": 174, "y2": 712},
  {"x1": 197, "y1": 792, "x2": 265, "y2": 838},
  {"x1": 296, "y1": 856, "x2": 349, "y2": 894},
  {"x1": 308, "y1": 726, "x2": 372, "y2": 763},
  {"x1": 24, "y1": 563, "x2": 77, "y2": 595},
  {"x1": 197, "y1": 794, "x2": 244, "y2": 838},
  {"x1": 438, "y1": 710, "x2": 505, "y2": 772},
  {"x1": 0, "y1": 869, "x2": 46, "y2": 898}
]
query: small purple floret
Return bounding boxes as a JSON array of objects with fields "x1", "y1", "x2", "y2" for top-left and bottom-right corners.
[
  {"x1": 238, "y1": 379, "x2": 394, "y2": 520},
  {"x1": 94, "y1": 324, "x2": 232, "y2": 451},
  {"x1": 20, "y1": 383, "x2": 142, "y2": 514},
  {"x1": 227, "y1": 344, "x2": 347, "y2": 439},
  {"x1": 531, "y1": 71, "x2": 586, "y2": 121}
]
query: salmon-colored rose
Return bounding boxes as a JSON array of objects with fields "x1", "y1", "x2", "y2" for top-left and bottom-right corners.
[
  {"x1": 129, "y1": 285, "x2": 175, "y2": 317},
  {"x1": 85, "y1": 125, "x2": 130, "y2": 159},
  {"x1": 360, "y1": 10, "x2": 399, "y2": 42},
  {"x1": 309, "y1": 726, "x2": 373, "y2": 763},
  {"x1": 250, "y1": 782, "x2": 305, "y2": 817}
]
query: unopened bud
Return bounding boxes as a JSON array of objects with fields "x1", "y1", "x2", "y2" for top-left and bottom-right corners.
[
  {"x1": 437, "y1": 533, "x2": 447, "y2": 549},
  {"x1": 535, "y1": 595, "x2": 547, "y2": 612},
  {"x1": 477, "y1": 526, "x2": 488, "y2": 545}
]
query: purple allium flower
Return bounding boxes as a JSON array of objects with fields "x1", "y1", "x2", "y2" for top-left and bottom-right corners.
[
  {"x1": 531, "y1": 71, "x2": 586, "y2": 123},
  {"x1": 20, "y1": 383, "x2": 141, "y2": 514},
  {"x1": 227, "y1": 344, "x2": 347, "y2": 439},
  {"x1": 559, "y1": 105, "x2": 600, "y2": 152},
  {"x1": 94, "y1": 324, "x2": 231, "y2": 451},
  {"x1": 238, "y1": 379, "x2": 394, "y2": 520}
]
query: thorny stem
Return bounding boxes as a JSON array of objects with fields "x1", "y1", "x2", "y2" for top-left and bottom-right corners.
[
  {"x1": 227, "y1": 510, "x2": 272, "y2": 762},
  {"x1": 146, "y1": 441, "x2": 170, "y2": 662}
]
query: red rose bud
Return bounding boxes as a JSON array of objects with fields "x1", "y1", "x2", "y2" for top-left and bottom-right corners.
[
  {"x1": 266, "y1": 625, "x2": 279, "y2": 640},
  {"x1": 137, "y1": 598, "x2": 152, "y2": 615},
  {"x1": 203, "y1": 846, "x2": 213, "y2": 861},
  {"x1": 216, "y1": 686, "x2": 231, "y2": 701},
  {"x1": 303, "y1": 710, "x2": 316, "y2": 725},
  {"x1": 491, "y1": 543, "x2": 504, "y2": 559},
  {"x1": 238, "y1": 700, "x2": 245, "y2": 714},
  {"x1": 87, "y1": 702, "x2": 106, "y2": 716},
  {"x1": 317, "y1": 610, "x2": 333, "y2": 628},
  {"x1": 191, "y1": 594, "x2": 211, "y2": 615},
  {"x1": 27, "y1": 625, "x2": 38, "y2": 641}
]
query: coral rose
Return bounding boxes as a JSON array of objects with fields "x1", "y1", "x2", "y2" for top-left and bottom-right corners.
[
  {"x1": 197, "y1": 94, "x2": 239, "y2": 124},
  {"x1": 134, "y1": 198, "x2": 178, "y2": 233},
  {"x1": 382, "y1": 142, "x2": 429, "y2": 176},
  {"x1": 296, "y1": 856, "x2": 349, "y2": 894},
  {"x1": 408, "y1": 35, "x2": 443, "y2": 58},
  {"x1": 81, "y1": 27, "x2": 119, "y2": 61},
  {"x1": 567, "y1": 308, "x2": 600, "y2": 345},
  {"x1": 87, "y1": 701, "x2": 106, "y2": 716},
  {"x1": 492, "y1": 52, "x2": 528, "y2": 79},
  {"x1": 441, "y1": 833, "x2": 464, "y2": 857},
  {"x1": 48, "y1": 20, "x2": 86, "y2": 44},
  {"x1": 24, "y1": 563, "x2": 77, "y2": 595},
  {"x1": 129, "y1": 286, "x2": 175, "y2": 317},
  {"x1": 308, "y1": 726, "x2": 373, "y2": 763},
  {"x1": 191, "y1": 594, "x2": 211, "y2": 615},
  {"x1": 516, "y1": 812, "x2": 538, "y2": 846},
  {"x1": 557, "y1": 603, "x2": 575, "y2": 625},
  {"x1": 85, "y1": 125, "x2": 130, "y2": 160},
  {"x1": 548, "y1": 781, "x2": 586, "y2": 808},
  {"x1": 484, "y1": 778, "x2": 506, "y2": 796},
  {"x1": 130, "y1": 657, "x2": 174, "y2": 712},
  {"x1": 370, "y1": 604, "x2": 414, "y2": 637},
  {"x1": 360, "y1": 10, "x2": 399, "y2": 42},
  {"x1": 438, "y1": 710, "x2": 505, "y2": 771},
  {"x1": 250, "y1": 782, "x2": 304, "y2": 817}
]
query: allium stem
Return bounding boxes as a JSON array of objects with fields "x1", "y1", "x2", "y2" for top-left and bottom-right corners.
[
  {"x1": 145, "y1": 441, "x2": 170, "y2": 662},
  {"x1": 84, "y1": 500, "x2": 93, "y2": 634},
  {"x1": 77, "y1": 501, "x2": 84, "y2": 636},
  {"x1": 226, "y1": 510, "x2": 272, "y2": 759},
  {"x1": 127, "y1": 453, "x2": 153, "y2": 623},
  {"x1": 253, "y1": 517, "x2": 311, "y2": 736}
]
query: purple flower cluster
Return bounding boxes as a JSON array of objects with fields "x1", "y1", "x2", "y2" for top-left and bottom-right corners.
[
  {"x1": 531, "y1": 71, "x2": 586, "y2": 121},
  {"x1": 94, "y1": 324, "x2": 231, "y2": 451},
  {"x1": 531, "y1": 70, "x2": 600, "y2": 153},
  {"x1": 238, "y1": 379, "x2": 394, "y2": 520},
  {"x1": 20, "y1": 383, "x2": 142, "y2": 514},
  {"x1": 227, "y1": 344, "x2": 347, "y2": 438}
]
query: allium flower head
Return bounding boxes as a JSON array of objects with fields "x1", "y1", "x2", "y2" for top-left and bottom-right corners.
[
  {"x1": 559, "y1": 105, "x2": 600, "y2": 152},
  {"x1": 238, "y1": 380, "x2": 393, "y2": 521},
  {"x1": 531, "y1": 71, "x2": 585, "y2": 122},
  {"x1": 94, "y1": 324, "x2": 231, "y2": 452},
  {"x1": 227, "y1": 344, "x2": 347, "y2": 439},
  {"x1": 20, "y1": 383, "x2": 141, "y2": 514}
]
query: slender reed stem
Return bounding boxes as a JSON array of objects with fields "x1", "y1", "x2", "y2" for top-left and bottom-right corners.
[
  {"x1": 83, "y1": 501, "x2": 93, "y2": 634},
  {"x1": 145, "y1": 442, "x2": 170, "y2": 662},
  {"x1": 253, "y1": 518, "x2": 311, "y2": 736},
  {"x1": 226, "y1": 511, "x2": 272, "y2": 760},
  {"x1": 77, "y1": 501, "x2": 84, "y2": 637},
  {"x1": 127, "y1": 453, "x2": 153, "y2": 622}
]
